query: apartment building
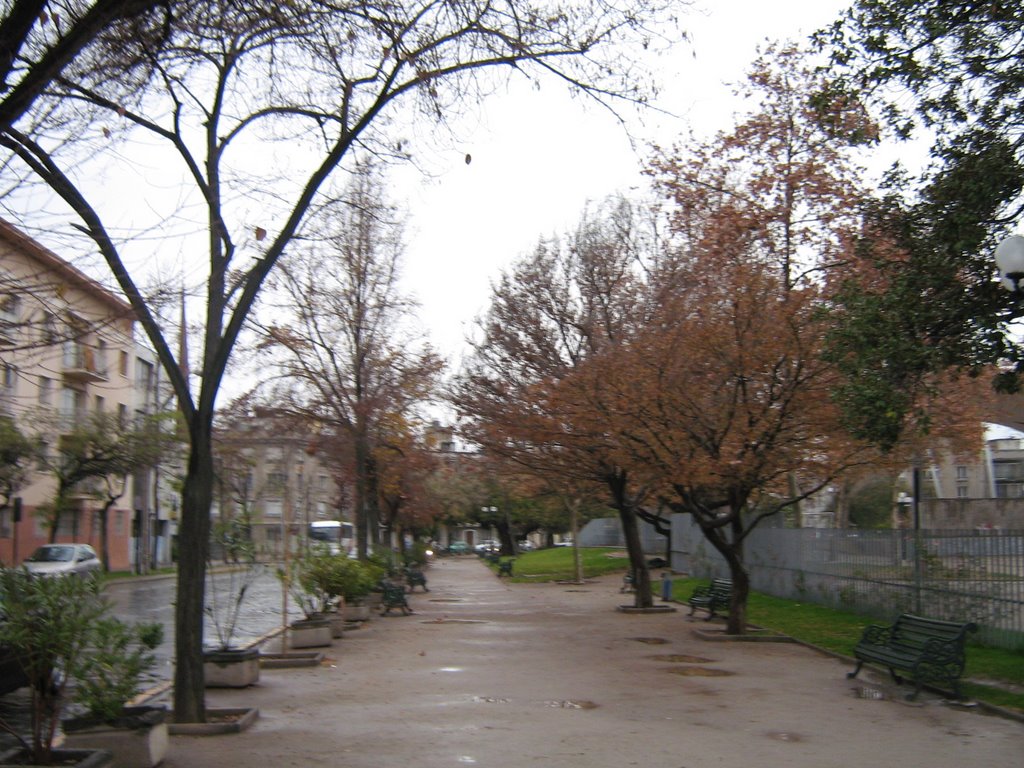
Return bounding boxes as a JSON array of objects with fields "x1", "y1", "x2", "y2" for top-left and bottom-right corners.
[
  {"x1": 0, "y1": 220, "x2": 168, "y2": 570},
  {"x1": 212, "y1": 408, "x2": 346, "y2": 557}
]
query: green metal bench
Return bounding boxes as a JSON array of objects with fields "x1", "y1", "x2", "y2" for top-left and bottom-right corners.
[
  {"x1": 404, "y1": 568, "x2": 428, "y2": 592},
  {"x1": 687, "y1": 578, "x2": 732, "y2": 620},
  {"x1": 847, "y1": 613, "x2": 977, "y2": 700},
  {"x1": 380, "y1": 581, "x2": 412, "y2": 615}
]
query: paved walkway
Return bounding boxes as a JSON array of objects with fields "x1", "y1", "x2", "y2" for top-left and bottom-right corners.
[{"x1": 162, "y1": 556, "x2": 1023, "y2": 767}]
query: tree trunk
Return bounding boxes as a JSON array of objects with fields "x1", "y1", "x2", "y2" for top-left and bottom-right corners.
[
  {"x1": 98, "y1": 504, "x2": 111, "y2": 572},
  {"x1": 172, "y1": 421, "x2": 214, "y2": 724},
  {"x1": 568, "y1": 497, "x2": 583, "y2": 584},
  {"x1": 354, "y1": 436, "x2": 369, "y2": 559},
  {"x1": 620, "y1": 507, "x2": 652, "y2": 609},
  {"x1": 699, "y1": 514, "x2": 750, "y2": 635}
]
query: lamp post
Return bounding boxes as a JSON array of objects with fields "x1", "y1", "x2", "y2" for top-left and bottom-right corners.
[
  {"x1": 895, "y1": 491, "x2": 912, "y2": 529},
  {"x1": 995, "y1": 235, "x2": 1024, "y2": 293}
]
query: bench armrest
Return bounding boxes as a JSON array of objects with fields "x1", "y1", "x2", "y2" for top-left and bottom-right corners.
[
  {"x1": 920, "y1": 637, "x2": 964, "y2": 667},
  {"x1": 859, "y1": 624, "x2": 893, "y2": 645}
]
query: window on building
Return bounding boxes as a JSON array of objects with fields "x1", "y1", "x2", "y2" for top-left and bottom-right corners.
[
  {"x1": 136, "y1": 359, "x2": 155, "y2": 406},
  {"x1": 94, "y1": 395, "x2": 105, "y2": 413},
  {"x1": 993, "y1": 460, "x2": 1023, "y2": 482},
  {"x1": 95, "y1": 339, "x2": 108, "y2": 376},
  {"x1": 119, "y1": 350, "x2": 129, "y2": 376},
  {"x1": 117, "y1": 403, "x2": 128, "y2": 427},
  {"x1": 266, "y1": 472, "x2": 286, "y2": 496},
  {"x1": 956, "y1": 485, "x2": 969, "y2": 498},
  {"x1": 0, "y1": 291, "x2": 20, "y2": 320},
  {"x1": 60, "y1": 386, "x2": 87, "y2": 424},
  {"x1": 2, "y1": 363, "x2": 16, "y2": 394},
  {"x1": 38, "y1": 376, "x2": 52, "y2": 405},
  {"x1": 40, "y1": 312, "x2": 56, "y2": 343},
  {"x1": 956, "y1": 465, "x2": 968, "y2": 480}
]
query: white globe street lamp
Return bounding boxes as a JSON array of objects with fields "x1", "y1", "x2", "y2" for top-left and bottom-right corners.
[{"x1": 995, "y1": 235, "x2": 1024, "y2": 292}]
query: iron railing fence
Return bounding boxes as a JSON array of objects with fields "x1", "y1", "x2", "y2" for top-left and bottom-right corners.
[{"x1": 673, "y1": 520, "x2": 1024, "y2": 650}]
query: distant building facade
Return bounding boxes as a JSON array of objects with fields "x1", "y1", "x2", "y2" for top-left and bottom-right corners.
[
  {"x1": 0, "y1": 220, "x2": 170, "y2": 570},
  {"x1": 212, "y1": 409, "x2": 346, "y2": 556}
]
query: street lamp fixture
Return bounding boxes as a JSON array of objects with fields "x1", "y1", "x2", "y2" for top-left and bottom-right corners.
[{"x1": 995, "y1": 235, "x2": 1024, "y2": 292}]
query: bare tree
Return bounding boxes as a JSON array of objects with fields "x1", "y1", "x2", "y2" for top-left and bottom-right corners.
[
  {"x1": 0, "y1": 0, "x2": 680, "y2": 722},
  {"x1": 255, "y1": 161, "x2": 443, "y2": 559}
]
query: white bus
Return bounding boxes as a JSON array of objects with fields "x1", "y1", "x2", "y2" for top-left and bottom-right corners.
[{"x1": 308, "y1": 520, "x2": 355, "y2": 556}]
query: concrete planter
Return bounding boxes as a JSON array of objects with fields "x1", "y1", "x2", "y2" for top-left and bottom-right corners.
[
  {"x1": 62, "y1": 707, "x2": 168, "y2": 768},
  {"x1": 288, "y1": 617, "x2": 332, "y2": 648},
  {"x1": 311, "y1": 610, "x2": 345, "y2": 638},
  {"x1": 0, "y1": 747, "x2": 112, "y2": 767},
  {"x1": 168, "y1": 707, "x2": 259, "y2": 735},
  {"x1": 341, "y1": 602, "x2": 372, "y2": 622},
  {"x1": 203, "y1": 647, "x2": 261, "y2": 688}
]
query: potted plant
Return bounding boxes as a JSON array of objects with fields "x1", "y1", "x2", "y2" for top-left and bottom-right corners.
[
  {"x1": 278, "y1": 549, "x2": 334, "y2": 648},
  {"x1": 337, "y1": 559, "x2": 384, "y2": 622},
  {"x1": 203, "y1": 560, "x2": 265, "y2": 687},
  {"x1": 61, "y1": 620, "x2": 168, "y2": 768},
  {"x1": 202, "y1": 522, "x2": 264, "y2": 687},
  {"x1": 0, "y1": 567, "x2": 116, "y2": 767}
]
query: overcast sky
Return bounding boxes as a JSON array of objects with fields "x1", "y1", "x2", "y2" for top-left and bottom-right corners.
[{"x1": 398, "y1": 0, "x2": 855, "y2": 365}]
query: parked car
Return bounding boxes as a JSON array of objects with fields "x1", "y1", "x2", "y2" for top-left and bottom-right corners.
[
  {"x1": 447, "y1": 541, "x2": 470, "y2": 555},
  {"x1": 22, "y1": 543, "x2": 101, "y2": 578},
  {"x1": 517, "y1": 540, "x2": 536, "y2": 552},
  {"x1": 474, "y1": 540, "x2": 500, "y2": 554}
]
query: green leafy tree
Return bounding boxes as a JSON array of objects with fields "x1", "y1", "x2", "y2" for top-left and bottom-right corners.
[
  {"x1": 36, "y1": 412, "x2": 169, "y2": 570},
  {"x1": 0, "y1": 414, "x2": 37, "y2": 511},
  {"x1": 814, "y1": 1, "x2": 1024, "y2": 446},
  {"x1": 0, "y1": 567, "x2": 160, "y2": 763}
]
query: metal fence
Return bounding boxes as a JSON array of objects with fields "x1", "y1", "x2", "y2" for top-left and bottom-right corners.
[{"x1": 672, "y1": 517, "x2": 1024, "y2": 651}]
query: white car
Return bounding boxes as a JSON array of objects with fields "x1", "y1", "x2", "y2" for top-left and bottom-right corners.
[
  {"x1": 474, "y1": 540, "x2": 500, "y2": 554},
  {"x1": 22, "y1": 543, "x2": 102, "y2": 578}
]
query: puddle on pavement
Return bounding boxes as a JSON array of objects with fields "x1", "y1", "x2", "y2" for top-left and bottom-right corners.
[
  {"x1": 853, "y1": 685, "x2": 888, "y2": 700},
  {"x1": 665, "y1": 666, "x2": 734, "y2": 677},
  {"x1": 439, "y1": 667, "x2": 465, "y2": 673},
  {"x1": 649, "y1": 654, "x2": 714, "y2": 663},
  {"x1": 545, "y1": 700, "x2": 598, "y2": 709},
  {"x1": 457, "y1": 756, "x2": 477, "y2": 764},
  {"x1": 766, "y1": 731, "x2": 804, "y2": 743},
  {"x1": 473, "y1": 696, "x2": 510, "y2": 704},
  {"x1": 631, "y1": 637, "x2": 669, "y2": 645}
]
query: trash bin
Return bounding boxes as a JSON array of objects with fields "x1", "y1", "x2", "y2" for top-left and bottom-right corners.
[{"x1": 660, "y1": 571, "x2": 673, "y2": 602}]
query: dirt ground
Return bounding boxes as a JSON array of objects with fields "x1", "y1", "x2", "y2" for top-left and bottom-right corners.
[{"x1": 160, "y1": 555, "x2": 1024, "y2": 768}]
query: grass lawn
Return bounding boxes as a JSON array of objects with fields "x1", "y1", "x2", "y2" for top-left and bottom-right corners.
[
  {"x1": 496, "y1": 546, "x2": 631, "y2": 580},
  {"x1": 504, "y1": 547, "x2": 1024, "y2": 713}
]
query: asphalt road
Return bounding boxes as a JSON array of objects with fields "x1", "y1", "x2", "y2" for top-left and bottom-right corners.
[{"x1": 104, "y1": 566, "x2": 304, "y2": 686}]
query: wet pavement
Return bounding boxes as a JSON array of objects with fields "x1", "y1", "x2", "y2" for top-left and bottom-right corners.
[{"x1": 156, "y1": 555, "x2": 1023, "y2": 768}]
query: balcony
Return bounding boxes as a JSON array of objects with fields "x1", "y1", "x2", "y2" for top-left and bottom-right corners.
[{"x1": 62, "y1": 344, "x2": 108, "y2": 383}]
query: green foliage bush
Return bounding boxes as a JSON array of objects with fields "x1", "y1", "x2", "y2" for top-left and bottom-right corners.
[{"x1": 0, "y1": 568, "x2": 161, "y2": 762}]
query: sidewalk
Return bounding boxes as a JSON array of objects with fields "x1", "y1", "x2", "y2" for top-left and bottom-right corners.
[{"x1": 161, "y1": 556, "x2": 1023, "y2": 768}]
